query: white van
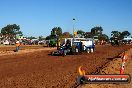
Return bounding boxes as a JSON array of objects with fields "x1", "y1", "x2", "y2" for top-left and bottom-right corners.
[{"x1": 3, "y1": 40, "x2": 10, "y2": 45}]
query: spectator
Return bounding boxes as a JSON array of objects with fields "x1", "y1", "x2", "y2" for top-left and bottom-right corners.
[{"x1": 15, "y1": 39, "x2": 20, "y2": 52}]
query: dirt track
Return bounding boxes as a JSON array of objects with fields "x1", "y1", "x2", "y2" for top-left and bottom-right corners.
[
  {"x1": 0, "y1": 45, "x2": 56, "y2": 56},
  {"x1": 0, "y1": 45, "x2": 131, "y2": 88}
]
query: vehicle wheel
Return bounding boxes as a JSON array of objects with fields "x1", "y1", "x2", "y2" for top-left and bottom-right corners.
[
  {"x1": 91, "y1": 48, "x2": 93, "y2": 53},
  {"x1": 63, "y1": 50, "x2": 67, "y2": 56},
  {"x1": 64, "y1": 52, "x2": 66, "y2": 56},
  {"x1": 75, "y1": 48, "x2": 79, "y2": 53},
  {"x1": 51, "y1": 52, "x2": 54, "y2": 55},
  {"x1": 86, "y1": 48, "x2": 90, "y2": 53}
]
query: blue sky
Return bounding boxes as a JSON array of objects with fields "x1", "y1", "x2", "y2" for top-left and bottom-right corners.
[{"x1": 0, "y1": 0, "x2": 132, "y2": 37}]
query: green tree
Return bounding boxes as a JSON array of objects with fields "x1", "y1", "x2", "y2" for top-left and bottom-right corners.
[
  {"x1": 46, "y1": 27, "x2": 63, "y2": 40},
  {"x1": 98, "y1": 34, "x2": 109, "y2": 41},
  {"x1": 77, "y1": 30, "x2": 85, "y2": 38},
  {"x1": 38, "y1": 36, "x2": 45, "y2": 41},
  {"x1": 51, "y1": 27, "x2": 62, "y2": 37},
  {"x1": 91, "y1": 26, "x2": 103, "y2": 36},
  {"x1": 84, "y1": 32, "x2": 92, "y2": 38},
  {"x1": 111, "y1": 30, "x2": 130, "y2": 40},
  {"x1": 45, "y1": 35, "x2": 51, "y2": 40},
  {"x1": 119, "y1": 31, "x2": 131, "y2": 39},
  {"x1": 27, "y1": 36, "x2": 37, "y2": 40},
  {"x1": 122, "y1": 31, "x2": 131, "y2": 36},
  {"x1": 111, "y1": 31, "x2": 121, "y2": 38},
  {"x1": 1, "y1": 24, "x2": 23, "y2": 40}
]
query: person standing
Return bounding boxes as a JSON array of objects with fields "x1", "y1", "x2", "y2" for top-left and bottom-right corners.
[{"x1": 15, "y1": 39, "x2": 20, "y2": 52}]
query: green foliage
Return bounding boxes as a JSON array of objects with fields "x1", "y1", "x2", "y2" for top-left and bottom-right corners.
[
  {"x1": 1, "y1": 24, "x2": 22, "y2": 35},
  {"x1": 98, "y1": 34, "x2": 109, "y2": 41},
  {"x1": 51, "y1": 27, "x2": 62, "y2": 37},
  {"x1": 111, "y1": 30, "x2": 131, "y2": 40},
  {"x1": 49, "y1": 39, "x2": 57, "y2": 47},
  {"x1": 111, "y1": 31, "x2": 121, "y2": 38},
  {"x1": 119, "y1": 31, "x2": 131, "y2": 39},
  {"x1": 38, "y1": 36, "x2": 45, "y2": 41},
  {"x1": 91, "y1": 26, "x2": 103, "y2": 36},
  {"x1": 84, "y1": 32, "x2": 92, "y2": 38},
  {"x1": 27, "y1": 36, "x2": 37, "y2": 40},
  {"x1": 46, "y1": 27, "x2": 63, "y2": 40},
  {"x1": 1, "y1": 24, "x2": 23, "y2": 39},
  {"x1": 45, "y1": 35, "x2": 51, "y2": 40},
  {"x1": 121, "y1": 31, "x2": 131, "y2": 36},
  {"x1": 45, "y1": 26, "x2": 110, "y2": 42},
  {"x1": 77, "y1": 30, "x2": 85, "y2": 38}
]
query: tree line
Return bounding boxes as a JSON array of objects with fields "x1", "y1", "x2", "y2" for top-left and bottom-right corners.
[
  {"x1": 46, "y1": 26, "x2": 131, "y2": 42},
  {"x1": 0, "y1": 24, "x2": 131, "y2": 42}
]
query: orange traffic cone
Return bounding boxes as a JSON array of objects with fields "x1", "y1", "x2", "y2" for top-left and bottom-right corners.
[{"x1": 120, "y1": 63, "x2": 125, "y2": 74}]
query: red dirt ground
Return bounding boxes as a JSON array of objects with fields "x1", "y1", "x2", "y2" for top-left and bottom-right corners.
[
  {"x1": 0, "y1": 45, "x2": 131, "y2": 88},
  {"x1": 80, "y1": 48, "x2": 132, "y2": 88}
]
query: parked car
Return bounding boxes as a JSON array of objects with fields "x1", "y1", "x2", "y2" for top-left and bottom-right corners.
[{"x1": 3, "y1": 40, "x2": 10, "y2": 45}]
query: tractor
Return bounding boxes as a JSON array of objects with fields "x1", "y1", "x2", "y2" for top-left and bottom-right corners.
[
  {"x1": 51, "y1": 39, "x2": 78, "y2": 56},
  {"x1": 51, "y1": 38, "x2": 95, "y2": 56}
]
